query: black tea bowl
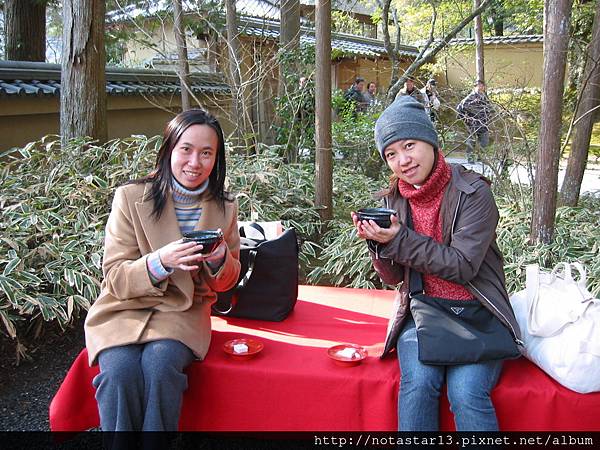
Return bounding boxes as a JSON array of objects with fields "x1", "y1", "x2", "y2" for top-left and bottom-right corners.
[
  {"x1": 182, "y1": 230, "x2": 224, "y2": 254},
  {"x1": 356, "y1": 208, "x2": 397, "y2": 228}
]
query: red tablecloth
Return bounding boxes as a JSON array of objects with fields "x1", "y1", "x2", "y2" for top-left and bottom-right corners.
[{"x1": 50, "y1": 285, "x2": 600, "y2": 431}]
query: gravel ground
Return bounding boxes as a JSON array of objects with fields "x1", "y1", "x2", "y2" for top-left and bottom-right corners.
[
  {"x1": 0, "y1": 320, "x2": 299, "y2": 447},
  {"x1": 0, "y1": 317, "x2": 85, "y2": 431},
  {"x1": 0, "y1": 320, "x2": 339, "y2": 449}
]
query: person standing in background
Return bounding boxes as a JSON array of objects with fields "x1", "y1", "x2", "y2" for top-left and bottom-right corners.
[
  {"x1": 344, "y1": 76, "x2": 368, "y2": 113},
  {"x1": 421, "y1": 79, "x2": 441, "y2": 122},
  {"x1": 363, "y1": 81, "x2": 378, "y2": 108},
  {"x1": 457, "y1": 80, "x2": 492, "y2": 163},
  {"x1": 397, "y1": 77, "x2": 426, "y2": 105}
]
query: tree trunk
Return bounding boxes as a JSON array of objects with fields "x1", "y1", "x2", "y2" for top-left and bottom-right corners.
[
  {"x1": 474, "y1": 0, "x2": 485, "y2": 82},
  {"x1": 60, "y1": 0, "x2": 107, "y2": 146},
  {"x1": 530, "y1": 0, "x2": 573, "y2": 244},
  {"x1": 490, "y1": 0, "x2": 504, "y2": 36},
  {"x1": 4, "y1": 0, "x2": 46, "y2": 61},
  {"x1": 279, "y1": 0, "x2": 300, "y2": 158},
  {"x1": 280, "y1": 0, "x2": 300, "y2": 56},
  {"x1": 173, "y1": 0, "x2": 191, "y2": 111},
  {"x1": 224, "y1": 0, "x2": 243, "y2": 147},
  {"x1": 315, "y1": 0, "x2": 332, "y2": 222},
  {"x1": 561, "y1": 0, "x2": 600, "y2": 207},
  {"x1": 379, "y1": 0, "x2": 400, "y2": 91}
]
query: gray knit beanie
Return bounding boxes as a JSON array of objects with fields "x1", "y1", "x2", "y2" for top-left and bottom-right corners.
[{"x1": 374, "y1": 95, "x2": 439, "y2": 160}]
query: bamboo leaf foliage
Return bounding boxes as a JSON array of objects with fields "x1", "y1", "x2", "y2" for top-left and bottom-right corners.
[
  {"x1": 1, "y1": 135, "x2": 598, "y2": 344},
  {"x1": 0, "y1": 135, "x2": 160, "y2": 338}
]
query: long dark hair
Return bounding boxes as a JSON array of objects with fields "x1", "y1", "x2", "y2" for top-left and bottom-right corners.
[{"x1": 132, "y1": 109, "x2": 229, "y2": 219}]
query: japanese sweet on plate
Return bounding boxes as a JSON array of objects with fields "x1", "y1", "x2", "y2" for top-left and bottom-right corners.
[
  {"x1": 327, "y1": 344, "x2": 368, "y2": 367},
  {"x1": 223, "y1": 338, "x2": 264, "y2": 360}
]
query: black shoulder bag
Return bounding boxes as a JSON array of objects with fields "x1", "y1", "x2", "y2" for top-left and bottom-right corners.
[
  {"x1": 406, "y1": 213, "x2": 520, "y2": 365},
  {"x1": 212, "y1": 223, "x2": 299, "y2": 322}
]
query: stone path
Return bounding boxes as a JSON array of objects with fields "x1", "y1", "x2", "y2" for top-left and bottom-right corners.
[{"x1": 446, "y1": 157, "x2": 600, "y2": 196}]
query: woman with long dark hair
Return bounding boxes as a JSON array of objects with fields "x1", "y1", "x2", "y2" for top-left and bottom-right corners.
[{"x1": 84, "y1": 109, "x2": 240, "y2": 431}]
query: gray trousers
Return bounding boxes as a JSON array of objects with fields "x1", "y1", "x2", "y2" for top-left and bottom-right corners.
[
  {"x1": 93, "y1": 339, "x2": 195, "y2": 432},
  {"x1": 466, "y1": 126, "x2": 490, "y2": 162}
]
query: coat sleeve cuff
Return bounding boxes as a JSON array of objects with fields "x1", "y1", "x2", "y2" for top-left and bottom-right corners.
[{"x1": 202, "y1": 246, "x2": 241, "y2": 292}]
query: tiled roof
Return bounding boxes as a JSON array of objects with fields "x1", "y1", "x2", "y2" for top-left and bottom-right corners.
[
  {"x1": 0, "y1": 61, "x2": 230, "y2": 97},
  {"x1": 107, "y1": 0, "x2": 374, "y2": 22},
  {"x1": 300, "y1": 0, "x2": 375, "y2": 16},
  {"x1": 107, "y1": 1, "x2": 402, "y2": 58},
  {"x1": 237, "y1": 0, "x2": 280, "y2": 20},
  {"x1": 449, "y1": 34, "x2": 543, "y2": 46},
  {"x1": 241, "y1": 17, "x2": 418, "y2": 58}
]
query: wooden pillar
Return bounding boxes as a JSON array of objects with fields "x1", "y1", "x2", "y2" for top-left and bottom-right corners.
[
  {"x1": 474, "y1": 0, "x2": 485, "y2": 82},
  {"x1": 315, "y1": 0, "x2": 332, "y2": 221}
]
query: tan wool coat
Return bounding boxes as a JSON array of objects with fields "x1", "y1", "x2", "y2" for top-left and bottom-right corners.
[{"x1": 84, "y1": 182, "x2": 241, "y2": 365}]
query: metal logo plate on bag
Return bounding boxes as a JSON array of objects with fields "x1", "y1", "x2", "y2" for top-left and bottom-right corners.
[{"x1": 451, "y1": 307, "x2": 465, "y2": 315}]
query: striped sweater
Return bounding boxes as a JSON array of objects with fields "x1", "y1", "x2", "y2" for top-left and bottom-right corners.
[{"x1": 146, "y1": 178, "x2": 208, "y2": 283}]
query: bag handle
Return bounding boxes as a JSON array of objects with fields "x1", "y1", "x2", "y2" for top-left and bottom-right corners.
[
  {"x1": 526, "y1": 262, "x2": 589, "y2": 337},
  {"x1": 211, "y1": 249, "x2": 258, "y2": 315},
  {"x1": 550, "y1": 262, "x2": 573, "y2": 284},
  {"x1": 404, "y1": 209, "x2": 425, "y2": 298},
  {"x1": 239, "y1": 222, "x2": 266, "y2": 241},
  {"x1": 569, "y1": 262, "x2": 588, "y2": 290},
  {"x1": 549, "y1": 262, "x2": 588, "y2": 291},
  {"x1": 527, "y1": 263, "x2": 570, "y2": 336}
]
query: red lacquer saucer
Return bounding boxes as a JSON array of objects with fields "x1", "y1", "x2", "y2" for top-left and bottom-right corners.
[
  {"x1": 223, "y1": 338, "x2": 264, "y2": 360},
  {"x1": 327, "y1": 344, "x2": 368, "y2": 367}
]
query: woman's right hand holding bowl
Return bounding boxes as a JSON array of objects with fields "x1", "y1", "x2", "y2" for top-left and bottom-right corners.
[
  {"x1": 352, "y1": 208, "x2": 400, "y2": 244},
  {"x1": 158, "y1": 239, "x2": 206, "y2": 271}
]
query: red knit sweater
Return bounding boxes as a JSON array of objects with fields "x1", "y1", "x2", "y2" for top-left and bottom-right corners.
[{"x1": 398, "y1": 153, "x2": 473, "y2": 300}]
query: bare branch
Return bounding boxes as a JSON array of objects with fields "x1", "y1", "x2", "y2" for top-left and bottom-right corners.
[
  {"x1": 386, "y1": 0, "x2": 493, "y2": 103},
  {"x1": 173, "y1": 0, "x2": 191, "y2": 110},
  {"x1": 560, "y1": 53, "x2": 600, "y2": 154}
]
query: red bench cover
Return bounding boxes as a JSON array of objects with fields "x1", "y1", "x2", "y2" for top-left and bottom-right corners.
[{"x1": 50, "y1": 285, "x2": 600, "y2": 431}]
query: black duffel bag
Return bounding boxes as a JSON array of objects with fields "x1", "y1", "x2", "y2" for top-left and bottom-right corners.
[{"x1": 212, "y1": 223, "x2": 299, "y2": 321}]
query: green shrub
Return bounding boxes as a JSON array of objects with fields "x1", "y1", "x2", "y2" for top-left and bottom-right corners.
[
  {"x1": 307, "y1": 166, "x2": 388, "y2": 289},
  {"x1": 1, "y1": 135, "x2": 598, "y2": 353},
  {"x1": 227, "y1": 146, "x2": 322, "y2": 276},
  {"x1": 330, "y1": 95, "x2": 388, "y2": 180},
  {"x1": 273, "y1": 44, "x2": 316, "y2": 162},
  {"x1": 497, "y1": 193, "x2": 600, "y2": 296},
  {"x1": 0, "y1": 135, "x2": 159, "y2": 348}
]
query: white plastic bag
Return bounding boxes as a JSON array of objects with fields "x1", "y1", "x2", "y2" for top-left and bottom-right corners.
[{"x1": 510, "y1": 262, "x2": 600, "y2": 394}]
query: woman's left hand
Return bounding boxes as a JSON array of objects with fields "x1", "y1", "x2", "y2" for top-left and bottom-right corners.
[
  {"x1": 356, "y1": 213, "x2": 401, "y2": 244},
  {"x1": 204, "y1": 239, "x2": 227, "y2": 265},
  {"x1": 201, "y1": 233, "x2": 229, "y2": 274}
]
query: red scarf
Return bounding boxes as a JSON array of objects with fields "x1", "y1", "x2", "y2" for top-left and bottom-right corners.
[{"x1": 398, "y1": 153, "x2": 473, "y2": 300}]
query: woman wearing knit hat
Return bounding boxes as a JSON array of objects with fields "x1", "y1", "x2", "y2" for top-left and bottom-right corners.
[
  {"x1": 351, "y1": 96, "x2": 522, "y2": 431},
  {"x1": 84, "y1": 109, "x2": 241, "y2": 432}
]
